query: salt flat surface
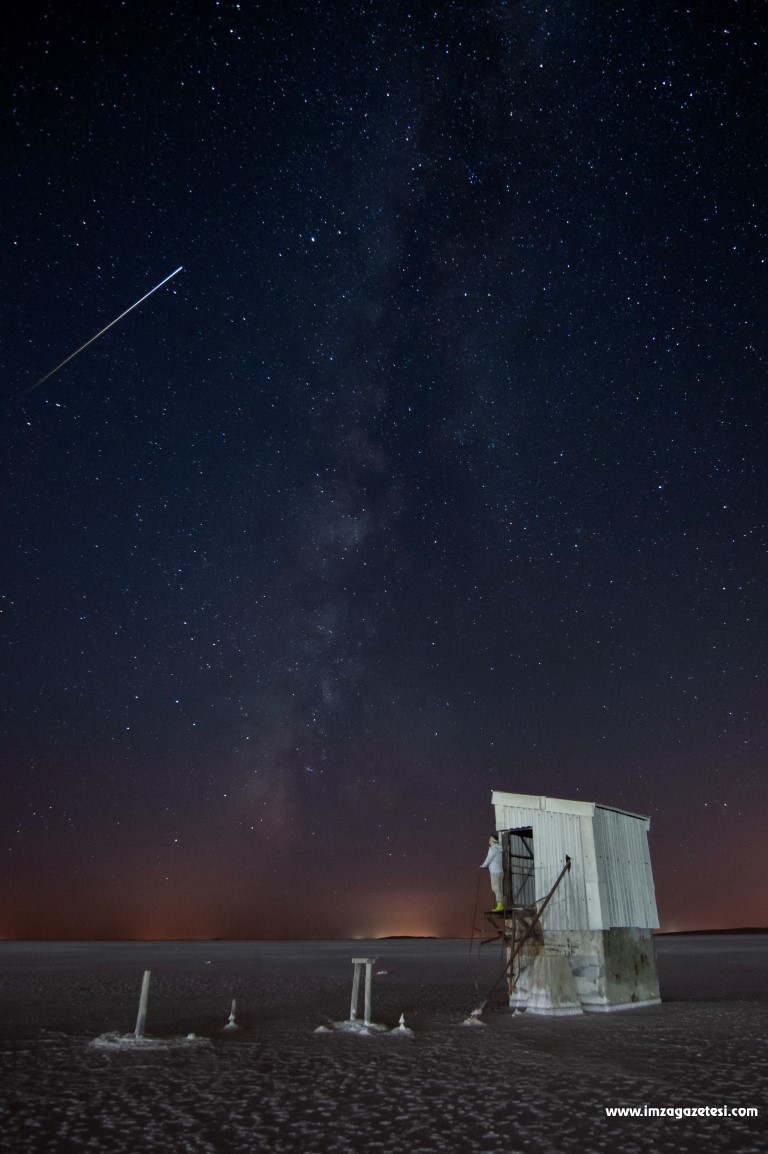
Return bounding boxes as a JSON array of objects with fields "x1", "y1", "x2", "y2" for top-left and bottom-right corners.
[{"x1": 1, "y1": 937, "x2": 766, "y2": 1153}]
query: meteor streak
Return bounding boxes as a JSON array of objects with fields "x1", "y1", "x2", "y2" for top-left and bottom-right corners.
[{"x1": 27, "y1": 265, "x2": 183, "y2": 394}]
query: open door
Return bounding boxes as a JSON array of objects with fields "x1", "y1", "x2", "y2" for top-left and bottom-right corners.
[{"x1": 501, "y1": 826, "x2": 535, "y2": 908}]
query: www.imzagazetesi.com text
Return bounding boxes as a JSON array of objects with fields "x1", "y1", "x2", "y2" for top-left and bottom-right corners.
[{"x1": 605, "y1": 1105, "x2": 758, "y2": 1119}]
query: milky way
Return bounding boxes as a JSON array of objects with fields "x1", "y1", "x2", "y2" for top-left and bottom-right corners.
[{"x1": 2, "y1": 2, "x2": 765, "y2": 938}]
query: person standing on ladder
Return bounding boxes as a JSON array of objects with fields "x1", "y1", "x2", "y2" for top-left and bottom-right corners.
[{"x1": 481, "y1": 834, "x2": 504, "y2": 913}]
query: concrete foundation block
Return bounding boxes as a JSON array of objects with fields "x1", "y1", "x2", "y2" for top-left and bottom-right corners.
[
  {"x1": 524, "y1": 954, "x2": 583, "y2": 1017},
  {"x1": 506, "y1": 926, "x2": 661, "y2": 1014}
]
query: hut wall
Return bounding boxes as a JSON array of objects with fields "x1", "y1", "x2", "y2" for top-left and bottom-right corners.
[
  {"x1": 492, "y1": 793, "x2": 602, "y2": 930},
  {"x1": 592, "y1": 806, "x2": 659, "y2": 929}
]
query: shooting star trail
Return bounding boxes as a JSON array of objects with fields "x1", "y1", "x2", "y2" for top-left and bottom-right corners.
[{"x1": 26, "y1": 265, "x2": 183, "y2": 394}]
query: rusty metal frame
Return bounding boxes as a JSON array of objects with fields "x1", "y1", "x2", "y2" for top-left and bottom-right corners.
[{"x1": 474, "y1": 855, "x2": 572, "y2": 1013}]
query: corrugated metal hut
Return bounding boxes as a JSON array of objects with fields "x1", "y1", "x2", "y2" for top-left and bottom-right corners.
[{"x1": 490, "y1": 790, "x2": 661, "y2": 1014}]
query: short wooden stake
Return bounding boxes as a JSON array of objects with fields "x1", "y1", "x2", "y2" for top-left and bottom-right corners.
[{"x1": 223, "y1": 998, "x2": 239, "y2": 1031}]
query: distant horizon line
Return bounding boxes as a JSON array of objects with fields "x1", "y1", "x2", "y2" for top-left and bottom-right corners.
[{"x1": 1, "y1": 927, "x2": 767, "y2": 943}]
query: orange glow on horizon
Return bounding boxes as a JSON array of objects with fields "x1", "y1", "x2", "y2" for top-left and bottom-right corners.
[{"x1": 341, "y1": 891, "x2": 452, "y2": 940}]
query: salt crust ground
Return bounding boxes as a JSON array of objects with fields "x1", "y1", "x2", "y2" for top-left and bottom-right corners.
[{"x1": 1, "y1": 937, "x2": 766, "y2": 1153}]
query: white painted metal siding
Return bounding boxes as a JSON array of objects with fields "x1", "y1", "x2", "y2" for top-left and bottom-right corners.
[
  {"x1": 491, "y1": 791, "x2": 659, "y2": 931},
  {"x1": 492, "y1": 801, "x2": 594, "y2": 930},
  {"x1": 592, "y1": 806, "x2": 659, "y2": 929}
]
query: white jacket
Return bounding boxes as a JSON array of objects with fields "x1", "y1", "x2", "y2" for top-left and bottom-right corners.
[{"x1": 481, "y1": 843, "x2": 502, "y2": 874}]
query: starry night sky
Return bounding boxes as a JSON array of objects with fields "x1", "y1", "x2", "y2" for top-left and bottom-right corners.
[{"x1": 2, "y1": 1, "x2": 766, "y2": 940}]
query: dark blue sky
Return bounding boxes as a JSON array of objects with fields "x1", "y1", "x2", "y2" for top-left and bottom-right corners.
[{"x1": 2, "y1": 0, "x2": 765, "y2": 938}]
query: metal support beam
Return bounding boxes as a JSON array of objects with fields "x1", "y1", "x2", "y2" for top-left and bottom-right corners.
[{"x1": 475, "y1": 856, "x2": 572, "y2": 1013}]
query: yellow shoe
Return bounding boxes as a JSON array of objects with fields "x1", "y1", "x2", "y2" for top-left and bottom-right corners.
[{"x1": 493, "y1": 903, "x2": 504, "y2": 913}]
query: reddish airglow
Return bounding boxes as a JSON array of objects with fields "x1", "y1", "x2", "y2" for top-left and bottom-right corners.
[{"x1": 4, "y1": 806, "x2": 766, "y2": 938}]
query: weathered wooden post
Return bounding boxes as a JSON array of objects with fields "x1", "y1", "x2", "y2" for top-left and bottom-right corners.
[
  {"x1": 364, "y1": 959, "x2": 373, "y2": 1026},
  {"x1": 349, "y1": 960, "x2": 362, "y2": 1021},
  {"x1": 349, "y1": 957, "x2": 376, "y2": 1024},
  {"x1": 134, "y1": 970, "x2": 151, "y2": 1039}
]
